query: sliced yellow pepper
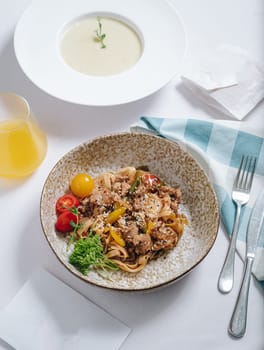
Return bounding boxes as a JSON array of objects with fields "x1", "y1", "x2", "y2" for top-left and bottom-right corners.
[
  {"x1": 109, "y1": 226, "x2": 126, "y2": 247},
  {"x1": 146, "y1": 221, "x2": 155, "y2": 235},
  {"x1": 103, "y1": 226, "x2": 110, "y2": 233},
  {"x1": 105, "y1": 207, "x2": 126, "y2": 224}
]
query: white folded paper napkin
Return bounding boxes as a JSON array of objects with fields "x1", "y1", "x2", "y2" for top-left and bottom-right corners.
[
  {"x1": 181, "y1": 45, "x2": 264, "y2": 120},
  {"x1": 0, "y1": 269, "x2": 130, "y2": 350}
]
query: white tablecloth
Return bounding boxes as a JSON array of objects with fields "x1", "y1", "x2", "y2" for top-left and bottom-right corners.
[{"x1": 0, "y1": 1, "x2": 263, "y2": 349}]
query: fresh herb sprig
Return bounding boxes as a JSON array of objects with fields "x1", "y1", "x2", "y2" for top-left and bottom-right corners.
[
  {"x1": 94, "y1": 16, "x2": 106, "y2": 48},
  {"x1": 67, "y1": 206, "x2": 82, "y2": 248},
  {"x1": 69, "y1": 231, "x2": 118, "y2": 275}
]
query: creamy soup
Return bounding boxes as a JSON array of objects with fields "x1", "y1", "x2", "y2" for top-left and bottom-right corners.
[{"x1": 60, "y1": 16, "x2": 142, "y2": 76}]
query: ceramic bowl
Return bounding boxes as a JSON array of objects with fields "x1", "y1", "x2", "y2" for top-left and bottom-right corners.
[{"x1": 40, "y1": 133, "x2": 219, "y2": 291}]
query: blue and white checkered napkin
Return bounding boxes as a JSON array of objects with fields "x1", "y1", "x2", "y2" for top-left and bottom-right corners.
[{"x1": 131, "y1": 117, "x2": 264, "y2": 288}]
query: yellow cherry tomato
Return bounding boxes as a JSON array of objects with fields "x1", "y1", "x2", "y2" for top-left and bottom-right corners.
[{"x1": 70, "y1": 173, "x2": 94, "y2": 198}]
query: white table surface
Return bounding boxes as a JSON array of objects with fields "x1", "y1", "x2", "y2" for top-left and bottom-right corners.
[{"x1": 0, "y1": 0, "x2": 263, "y2": 349}]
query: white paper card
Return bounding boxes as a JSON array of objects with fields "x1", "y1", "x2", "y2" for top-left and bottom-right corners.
[{"x1": 0, "y1": 269, "x2": 131, "y2": 350}]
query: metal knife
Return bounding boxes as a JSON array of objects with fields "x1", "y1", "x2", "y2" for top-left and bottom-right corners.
[{"x1": 229, "y1": 188, "x2": 264, "y2": 338}]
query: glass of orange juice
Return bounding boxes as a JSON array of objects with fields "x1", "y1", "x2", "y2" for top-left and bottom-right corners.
[{"x1": 0, "y1": 93, "x2": 47, "y2": 178}]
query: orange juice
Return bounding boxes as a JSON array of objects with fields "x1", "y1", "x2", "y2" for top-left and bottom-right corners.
[{"x1": 0, "y1": 93, "x2": 47, "y2": 178}]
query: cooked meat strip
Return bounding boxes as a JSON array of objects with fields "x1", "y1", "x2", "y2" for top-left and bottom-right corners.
[
  {"x1": 112, "y1": 177, "x2": 131, "y2": 196},
  {"x1": 121, "y1": 221, "x2": 152, "y2": 255},
  {"x1": 151, "y1": 225, "x2": 179, "y2": 251},
  {"x1": 122, "y1": 222, "x2": 139, "y2": 243},
  {"x1": 133, "y1": 234, "x2": 152, "y2": 255}
]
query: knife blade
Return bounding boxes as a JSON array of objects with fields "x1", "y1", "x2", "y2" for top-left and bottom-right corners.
[
  {"x1": 246, "y1": 188, "x2": 264, "y2": 258},
  {"x1": 229, "y1": 188, "x2": 264, "y2": 338}
]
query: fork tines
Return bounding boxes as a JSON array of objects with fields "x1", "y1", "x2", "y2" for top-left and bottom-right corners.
[{"x1": 234, "y1": 156, "x2": 257, "y2": 191}]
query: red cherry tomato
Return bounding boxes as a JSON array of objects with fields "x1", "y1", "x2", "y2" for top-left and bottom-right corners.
[
  {"x1": 142, "y1": 174, "x2": 161, "y2": 187},
  {"x1": 55, "y1": 194, "x2": 79, "y2": 214},
  {"x1": 55, "y1": 211, "x2": 79, "y2": 233}
]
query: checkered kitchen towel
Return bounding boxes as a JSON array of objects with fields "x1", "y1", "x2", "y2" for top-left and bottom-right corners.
[{"x1": 131, "y1": 117, "x2": 264, "y2": 288}]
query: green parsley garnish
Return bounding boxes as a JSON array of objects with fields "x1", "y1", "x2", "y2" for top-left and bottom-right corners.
[
  {"x1": 67, "y1": 206, "x2": 82, "y2": 249},
  {"x1": 94, "y1": 16, "x2": 106, "y2": 49},
  {"x1": 69, "y1": 232, "x2": 118, "y2": 275}
]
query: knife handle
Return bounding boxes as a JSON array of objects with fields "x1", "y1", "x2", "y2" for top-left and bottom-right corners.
[{"x1": 228, "y1": 257, "x2": 253, "y2": 338}]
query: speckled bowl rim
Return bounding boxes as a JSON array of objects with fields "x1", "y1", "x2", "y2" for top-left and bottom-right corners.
[{"x1": 40, "y1": 132, "x2": 220, "y2": 292}]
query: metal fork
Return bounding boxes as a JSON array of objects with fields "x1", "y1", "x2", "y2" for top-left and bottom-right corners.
[{"x1": 218, "y1": 155, "x2": 257, "y2": 293}]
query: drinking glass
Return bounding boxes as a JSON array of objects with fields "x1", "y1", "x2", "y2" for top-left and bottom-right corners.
[{"x1": 0, "y1": 93, "x2": 47, "y2": 178}]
